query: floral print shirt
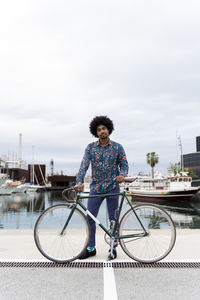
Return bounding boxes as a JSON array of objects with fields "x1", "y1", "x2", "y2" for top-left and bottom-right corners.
[{"x1": 76, "y1": 139, "x2": 128, "y2": 193}]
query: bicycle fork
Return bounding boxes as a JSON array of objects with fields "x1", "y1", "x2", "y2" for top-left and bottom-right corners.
[{"x1": 60, "y1": 204, "x2": 76, "y2": 235}]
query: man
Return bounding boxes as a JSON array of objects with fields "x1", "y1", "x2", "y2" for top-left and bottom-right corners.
[{"x1": 74, "y1": 115, "x2": 128, "y2": 260}]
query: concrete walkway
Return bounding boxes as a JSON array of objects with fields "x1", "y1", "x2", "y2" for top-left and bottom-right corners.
[
  {"x1": 0, "y1": 229, "x2": 200, "y2": 261},
  {"x1": 1, "y1": 267, "x2": 200, "y2": 300},
  {"x1": 1, "y1": 229, "x2": 200, "y2": 300}
]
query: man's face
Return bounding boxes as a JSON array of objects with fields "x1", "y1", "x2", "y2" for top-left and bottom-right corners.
[{"x1": 96, "y1": 125, "x2": 109, "y2": 140}]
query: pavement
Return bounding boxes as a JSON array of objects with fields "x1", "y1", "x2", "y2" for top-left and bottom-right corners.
[
  {"x1": 1, "y1": 229, "x2": 200, "y2": 300},
  {"x1": 0, "y1": 229, "x2": 200, "y2": 261}
]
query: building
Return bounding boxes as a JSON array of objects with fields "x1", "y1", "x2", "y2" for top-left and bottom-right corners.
[
  {"x1": 183, "y1": 136, "x2": 200, "y2": 187},
  {"x1": 48, "y1": 175, "x2": 76, "y2": 189},
  {"x1": 1, "y1": 164, "x2": 46, "y2": 186},
  {"x1": 1, "y1": 168, "x2": 29, "y2": 182},
  {"x1": 28, "y1": 164, "x2": 46, "y2": 185}
]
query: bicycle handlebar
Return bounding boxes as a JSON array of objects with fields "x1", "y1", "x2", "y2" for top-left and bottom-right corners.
[
  {"x1": 62, "y1": 187, "x2": 77, "y2": 203},
  {"x1": 62, "y1": 177, "x2": 137, "y2": 203},
  {"x1": 124, "y1": 177, "x2": 137, "y2": 183}
]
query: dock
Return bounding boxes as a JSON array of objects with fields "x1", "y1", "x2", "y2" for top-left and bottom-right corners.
[{"x1": 1, "y1": 229, "x2": 200, "y2": 299}]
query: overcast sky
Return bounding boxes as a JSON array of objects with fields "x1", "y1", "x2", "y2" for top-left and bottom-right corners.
[{"x1": 0, "y1": 0, "x2": 200, "y2": 176}]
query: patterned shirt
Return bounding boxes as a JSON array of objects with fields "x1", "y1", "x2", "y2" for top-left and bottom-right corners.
[{"x1": 76, "y1": 139, "x2": 128, "y2": 193}]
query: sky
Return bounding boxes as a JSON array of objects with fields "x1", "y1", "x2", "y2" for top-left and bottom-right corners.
[{"x1": 0, "y1": 0, "x2": 200, "y2": 176}]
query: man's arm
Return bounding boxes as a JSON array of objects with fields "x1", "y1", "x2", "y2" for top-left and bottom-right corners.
[
  {"x1": 75, "y1": 145, "x2": 91, "y2": 192},
  {"x1": 114, "y1": 144, "x2": 129, "y2": 183}
]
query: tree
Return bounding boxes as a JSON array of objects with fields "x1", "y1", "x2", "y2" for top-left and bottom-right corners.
[
  {"x1": 146, "y1": 152, "x2": 159, "y2": 179},
  {"x1": 168, "y1": 162, "x2": 197, "y2": 177},
  {"x1": 168, "y1": 162, "x2": 181, "y2": 176},
  {"x1": 184, "y1": 168, "x2": 197, "y2": 177}
]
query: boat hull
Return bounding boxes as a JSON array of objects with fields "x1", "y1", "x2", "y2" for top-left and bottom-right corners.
[
  {"x1": 0, "y1": 188, "x2": 13, "y2": 195},
  {"x1": 129, "y1": 189, "x2": 199, "y2": 202}
]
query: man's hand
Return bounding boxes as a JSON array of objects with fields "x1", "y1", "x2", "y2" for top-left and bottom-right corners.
[
  {"x1": 114, "y1": 175, "x2": 125, "y2": 183},
  {"x1": 74, "y1": 184, "x2": 84, "y2": 193}
]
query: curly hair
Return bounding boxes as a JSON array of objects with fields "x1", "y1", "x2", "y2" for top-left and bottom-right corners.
[{"x1": 89, "y1": 116, "x2": 114, "y2": 138}]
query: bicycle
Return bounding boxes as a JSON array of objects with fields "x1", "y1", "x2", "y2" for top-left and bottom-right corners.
[{"x1": 34, "y1": 178, "x2": 176, "y2": 264}]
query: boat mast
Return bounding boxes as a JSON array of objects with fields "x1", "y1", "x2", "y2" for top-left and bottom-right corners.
[
  {"x1": 32, "y1": 146, "x2": 35, "y2": 184},
  {"x1": 18, "y1": 133, "x2": 22, "y2": 169},
  {"x1": 177, "y1": 135, "x2": 184, "y2": 172}
]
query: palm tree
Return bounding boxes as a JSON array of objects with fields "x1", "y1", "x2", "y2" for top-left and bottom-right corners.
[
  {"x1": 146, "y1": 152, "x2": 159, "y2": 179},
  {"x1": 168, "y1": 162, "x2": 197, "y2": 177},
  {"x1": 168, "y1": 162, "x2": 181, "y2": 176}
]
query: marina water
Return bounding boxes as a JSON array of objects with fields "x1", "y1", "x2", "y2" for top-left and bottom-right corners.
[{"x1": 0, "y1": 191, "x2": 200, "y2": 230}]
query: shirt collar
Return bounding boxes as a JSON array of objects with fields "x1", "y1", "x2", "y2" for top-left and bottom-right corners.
[{"x1": 96, "y1": 139, "x2": 112, "y2": 147}]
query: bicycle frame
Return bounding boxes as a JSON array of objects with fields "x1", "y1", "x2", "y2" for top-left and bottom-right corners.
[{"x1": 63, "y1": 190, "x2": 148, "y2": 240}]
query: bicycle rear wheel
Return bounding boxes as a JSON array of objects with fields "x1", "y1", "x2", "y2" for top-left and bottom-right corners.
[
  {"x1": 34, "y1": 204, "x2": 90, "y2": 263},
  {"x1": 119, "y1": 204, "x2": 176, "y2": 263}
]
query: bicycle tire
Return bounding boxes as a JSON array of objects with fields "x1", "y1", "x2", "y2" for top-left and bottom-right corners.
[
  {"x1": 34, "y1": 204, "x2": 91, "y2": 263},
  {"x1": 119, "y1": 204, "x2": 176, "y2": 263}
]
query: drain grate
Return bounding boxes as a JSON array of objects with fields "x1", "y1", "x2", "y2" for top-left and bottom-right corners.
[
  {"x1": 113, "y1": 262, "x2": 200, "y2": 269},
  {"x1": 0, "y1": 261, "x2": 200, "y2": 268}
]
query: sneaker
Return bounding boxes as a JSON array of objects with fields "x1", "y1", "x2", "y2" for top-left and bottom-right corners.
[
  {"x1": 78, "y1": 248, "x2": 96, "y2": 259},
  {"x1": 107, "y1": 248, "x2": 117, "y2": 261}
]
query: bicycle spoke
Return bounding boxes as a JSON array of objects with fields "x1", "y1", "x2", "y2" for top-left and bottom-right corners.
[
  {"x1": 119, "y1": 204, "x2": 176, "y2": 263},
  {"x1": 34, "y1": 205, "x2": 90, "y2": 263}
]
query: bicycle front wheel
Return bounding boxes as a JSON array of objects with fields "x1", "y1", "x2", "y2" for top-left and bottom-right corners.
[
  {"x1": 34, "y1": 204, "x2": 90, "y2": 263},
  {"x1": 119, "y1": 204, "x2": 176, "y2": 263}
]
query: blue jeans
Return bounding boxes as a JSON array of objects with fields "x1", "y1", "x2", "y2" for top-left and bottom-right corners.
[{"x1": 87, "y1": 185, "x2": 120, "y2": 247}]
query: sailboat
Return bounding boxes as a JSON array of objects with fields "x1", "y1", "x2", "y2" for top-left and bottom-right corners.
[{"x1": 25, "y1": 163, "x2": 46, "y2": 192}]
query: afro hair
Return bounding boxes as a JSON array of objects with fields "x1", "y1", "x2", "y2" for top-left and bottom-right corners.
[{"x1": 89, "y1": 116, "x2": 114, "y2": 138}]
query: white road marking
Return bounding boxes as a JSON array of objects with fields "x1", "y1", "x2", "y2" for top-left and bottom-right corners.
[{"x1": 104, "y1": 263, "x2": 118, "y2": 300}]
